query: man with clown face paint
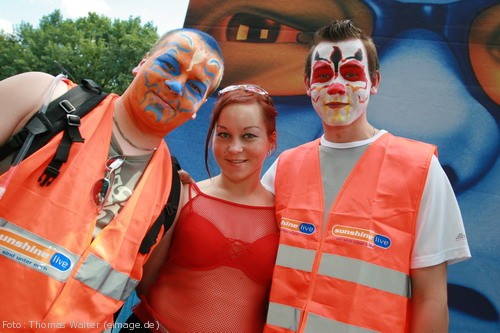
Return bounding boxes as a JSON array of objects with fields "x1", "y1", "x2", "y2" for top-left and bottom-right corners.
[
  {"x1": 308, "y1": 39, "x2": 377, "y2": 127},
  {"x1": 262, "y1": 20, "x2": 470, "y2": 332},
  {"x1": 0, "y1": 28, "x2": 223, "y2": 332}
]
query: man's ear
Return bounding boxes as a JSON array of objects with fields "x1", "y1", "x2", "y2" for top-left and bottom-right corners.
[
  {"x1": 370, "y1": 71, "x2": 381, "y2": 95},
  {"x1": 304, "y1": 76, "x2": 312, "y2": 97},
  {"x1": 132, "y1": 55, "x2": 149, "y2": 76}
]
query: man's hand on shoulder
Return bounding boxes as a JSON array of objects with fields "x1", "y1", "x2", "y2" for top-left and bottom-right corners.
[{"x1": 178, "y1": 169, "x2": 194, "y2": 185}]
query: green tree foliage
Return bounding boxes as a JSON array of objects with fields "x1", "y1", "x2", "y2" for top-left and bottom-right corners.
[{"x1": 0, "y1": 10, "x2": 159, "y2": 94}]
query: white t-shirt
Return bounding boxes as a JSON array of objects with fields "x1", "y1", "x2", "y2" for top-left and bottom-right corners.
[{"x1": 262, "y1": 131, "x2": 471, "y2": 269}]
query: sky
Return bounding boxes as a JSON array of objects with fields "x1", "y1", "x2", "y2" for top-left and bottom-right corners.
[{"x1": 0, "y1": 0, "x2": 190, "y2": 35}]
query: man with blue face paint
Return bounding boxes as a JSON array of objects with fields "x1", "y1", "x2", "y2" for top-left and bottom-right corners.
[
  {"x1": 261, "y1": 20, "x2": 470, "y2": 332},
  {"x1": 0, "y1": 28, "x2": 223, "y2": 332}
]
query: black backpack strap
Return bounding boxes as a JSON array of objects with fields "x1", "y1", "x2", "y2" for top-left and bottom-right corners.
[
  {"x1": 139, "y1": 156, "x2": 182, "y2": 255},
  {"x1": 0, "y1": 79, "x2": 107, "y2": 161},
  {"x1": 32, "y1": 79, "x2": 108, "y2": 186}
]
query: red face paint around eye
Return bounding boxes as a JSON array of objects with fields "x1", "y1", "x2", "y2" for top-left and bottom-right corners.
[
  {"x1": 311, "y1": 62, "x2": 335, "y2": 84},
  {"x1": 340, "y1": 62, "x2": 368, "y2": 84}
]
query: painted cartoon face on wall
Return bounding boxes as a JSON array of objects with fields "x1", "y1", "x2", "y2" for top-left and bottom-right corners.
[
  {"x1": 307, "y1": 39, "x2": 378, "y2": 126},
  {"x1": 126, "y1": 31, "x2": 223, "y2": 136},
  {"x1": 183, "y1": 0, "x2": 372, "y2": 96}
]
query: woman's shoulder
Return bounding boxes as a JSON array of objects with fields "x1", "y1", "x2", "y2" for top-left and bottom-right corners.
[{"x1": 195, "y1": 178, "x2": 213, "y2": 190}]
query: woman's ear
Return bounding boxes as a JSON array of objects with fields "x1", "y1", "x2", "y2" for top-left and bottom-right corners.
[{"x1": 270, "y1": 131, "x2": 278, "y2": 152}]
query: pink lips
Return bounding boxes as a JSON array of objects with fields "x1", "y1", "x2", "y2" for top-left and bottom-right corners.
[
  {"x1": 227, "y1": 159, "x2": 247, "y2": 164},
  {"x1": 325, "y1": 102, "x2": 348, "y2": 109}
]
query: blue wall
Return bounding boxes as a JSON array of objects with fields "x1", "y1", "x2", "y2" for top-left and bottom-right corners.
[
  {"x1": 117, "y1": 1, "x2": 499, "y2": 331},
  {"x1": 168, "y1": 0, "x2": 499, "y2": 331}
]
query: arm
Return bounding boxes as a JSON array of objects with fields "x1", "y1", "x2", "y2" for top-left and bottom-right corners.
[
  {"x1": 0, "y1": 72, "x2": 68, "y2": 146},
  {"x1": 137, "y1": 181, "x2": 189, "y2": 295},
  {"x1": 137, "y1": 224, "x2": 175, "y2": 296},
  {"x1": 410, "y1": 262, "x2": 449, "y2": 332},
  {"x1": 409, "y1": 156, "x2": 465, "y2": 331}
]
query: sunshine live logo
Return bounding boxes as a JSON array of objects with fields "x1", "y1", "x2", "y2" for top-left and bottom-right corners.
[
  {"x1": 0, "y1": 231, "x2": 51, "y2": 259},
  {"x1": 280, "y1": 218, "x2": 316, "y2": 235},
  {"x1": 332, "y1": 225, "x2": 391, "y2": 249},
  {"x1": 0, "y1": 228, "x2": 72, "y2": 271}
]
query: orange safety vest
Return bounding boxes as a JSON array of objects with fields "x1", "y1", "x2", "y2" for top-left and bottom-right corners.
[
  {"x1": 264, "y1": 133, "x2": 436, "y2": 333},
  {"x1": 0, "y1": 94, "x2": 172, "y2": 332}
]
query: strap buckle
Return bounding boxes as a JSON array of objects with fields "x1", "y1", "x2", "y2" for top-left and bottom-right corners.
[
  {"x1": 38, "y1": 165, "x2": 60, "y2": 187},
  {"x1": 59, "y1": 100, "x2": 76, "y2": 113},
  {"x1": 66, "y1": 114, "x2": 81, "y2": 127}
]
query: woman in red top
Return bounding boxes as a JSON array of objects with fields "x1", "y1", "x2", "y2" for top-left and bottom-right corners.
[{"x1": 122, "y1": 84, "x2": 279, "y2": 333}]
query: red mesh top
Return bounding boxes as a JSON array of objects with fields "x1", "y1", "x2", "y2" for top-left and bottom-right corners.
[{"x1": 140, "y1": 183, "x2": 279, "y2": 332}]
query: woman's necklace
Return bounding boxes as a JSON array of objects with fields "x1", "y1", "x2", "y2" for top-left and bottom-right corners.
[{"x1": 112, "y1": 115, "x2": 157, "y2": 152}]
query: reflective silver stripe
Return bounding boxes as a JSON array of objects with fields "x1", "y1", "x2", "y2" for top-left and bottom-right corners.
[
  {"x1": 74, "y1": 253, "x2": 139, "y2": 301},
  {"x1": 305, "y1": 313, "x2": 379, "y2": 333},
  {"x1": 267, "y1": 302, "x2": 301, "y2": 331},
  {"x1": 275, "y1": 244, "x2": 316, "y2": 272},
  {"x1": 319, "y1": 253, "x2": 411, "y2": 297}
]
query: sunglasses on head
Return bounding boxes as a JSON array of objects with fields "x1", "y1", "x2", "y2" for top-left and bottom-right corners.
[{"x1": 218, "y1": 84, "x2": 269, "y2": 97}]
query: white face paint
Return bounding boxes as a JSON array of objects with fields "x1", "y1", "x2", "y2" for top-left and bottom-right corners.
[{"x1": 307, "y1": 39, "x2": 374, "y2": 126}]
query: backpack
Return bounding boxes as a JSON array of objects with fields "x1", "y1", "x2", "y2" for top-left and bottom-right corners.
[{"x1": 0, "y1": 79, "x2": 180, "y2": 254}]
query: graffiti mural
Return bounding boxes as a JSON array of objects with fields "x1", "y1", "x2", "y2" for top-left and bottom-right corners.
[{"x1": 161, "y1": 0, "x2": 499, "y2": 332}]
